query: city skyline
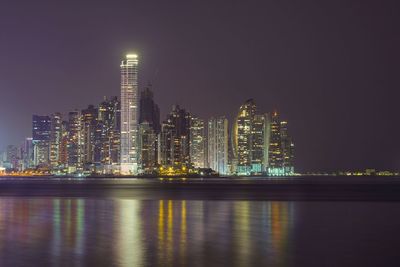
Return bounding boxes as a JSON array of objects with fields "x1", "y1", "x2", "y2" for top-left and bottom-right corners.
[
  {"x1": 0, "y1": 1, "x2": 399, "y2": 172},
  {"x1": 0, "y1": 54, "x2": 295, "y2": 176},
  {"x1": 0, "y1": 50, "x2": 396, "y2": 173}
]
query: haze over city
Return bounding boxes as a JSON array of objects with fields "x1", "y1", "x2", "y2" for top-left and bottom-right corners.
[{"x1": 0, "y1": 0, "x2": 399, "y2": 172}]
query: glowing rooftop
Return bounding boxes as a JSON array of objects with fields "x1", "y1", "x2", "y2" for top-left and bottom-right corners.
[{"x1": 126, "y1": 54, "x2": 138, "y2": 59}]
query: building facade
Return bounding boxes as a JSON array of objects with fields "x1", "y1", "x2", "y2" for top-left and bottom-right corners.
[
  {"x1": 158, "y1": 105, "x2": 191, "y2": 167},
  {"x1": 138, "y1": 122, "x2": 157, "y2": 173},
  {"x1": 120, "y1": 54, "x2": 139, "y2": 175},
  {"x1": 98, "y1": 96, "x2": 120, "y2": 167},
  {"x1": 32, "y1": 115, "x2": 51, "y2": 167},
  {"x1": 49, "y1": 113, "x2": 62, "y2": 168},
  {"x1": 233, "y1": 99, "x2": 256, "y2": 175},
  {"x1": 208, "y1": 117, "x2": 229, "y2": 175},
  {"x1": 67, "y1": 110, "x2": 83, "y2": 172},
  {"x1": 190, "y1": 116, "x2": 206, "y2": 168}
]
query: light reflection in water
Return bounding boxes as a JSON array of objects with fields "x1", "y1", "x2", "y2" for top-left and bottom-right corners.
[
  {"x1": 115, "y1": 199, "x2": 143, "y2": 266},
  {"x1": 0, "y1": 198, "x2": 296, "y2": 267}
]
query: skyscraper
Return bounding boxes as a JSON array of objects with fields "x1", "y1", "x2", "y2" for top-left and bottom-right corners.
[
  {"x1": 32, "y1": 115, "x2": 51, "y2": 167},
  {"x1": 233, "y1": 99, "x2": 256, "y2": 175},
  {"x1": 49, "y1": 113, "x2": 62, "y2": 168},
  {"x1": 262, "y1": 113, "x2": 271, "y2": 171},
  {"x1": 98, "y1": 96, "x2": 120, "y2": 167},
  {"x1": 6, "y1": 145, "x2": 19, "y2": 170},
  {"x1": 158, "y1": 105, "x2": 191, "y2": 166},
  {"x1": 280, "y1": 120, "x2": 294, "y2": 175},
  {"x1": 232, "y1": 100, "x2": 283, "y2": 175},
  {"x1": 190, "y1": 116, "x2": 206, "y2": 168},
  {"x1": 67, "y1": 110, "x2": 83, "y2": 172},
  {"x1": 22, "y1": 137, "x2": 34, "y2": 170},
  {"x1": 251, "y1": 114, "x2": 266, "y2": 174},
  {"x1": 59, "y1": 121, "x2": 69, "y2": 167},
  {"x1": 81, "y1": 105, "x2": 98, "y2": 166},
  {"x1": 138, "y1": 85, "x2": 160, "y2": 171},
  {"x1": 268, "y1": 112, "x2": 282, "y2": 171},
  {"x1": 208, "y1": 117, "x2": 229, "y2": 175},
  {"x1": 120, "y1": 54, "x2": 139, "y2": 175},
  {"x1": 138, "y1": 122, "x2": 157, "y2": 173},
  {"x1": 139, "y1": 84, "x2": 161, "y2": 134}
]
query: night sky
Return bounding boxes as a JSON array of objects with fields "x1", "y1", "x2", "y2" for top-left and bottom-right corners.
[{"x1": 0, "y1": 0, "x2": 398, "y2": 172}]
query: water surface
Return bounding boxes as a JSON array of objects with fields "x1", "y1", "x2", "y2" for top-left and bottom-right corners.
[{"x1": 0, "y1": 178, "x2": 399, "y2": 266}]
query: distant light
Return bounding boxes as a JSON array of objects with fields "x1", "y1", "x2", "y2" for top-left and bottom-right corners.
[{"x1": 126, "y1": 54, "x2": 138, "y2": 59}]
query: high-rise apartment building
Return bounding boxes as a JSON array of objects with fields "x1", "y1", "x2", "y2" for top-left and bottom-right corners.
[
  {"x1": 22, "y1": 137, "x2": 34, "y2": 169},
  {"x1": 67, "y1": 110, "x2": 83, "y2": 172},
  {"x1": 280, "y1": 120, "x2": 294, "y2": 175},
  {"x1": 32, "y1": 115, "x2": 51, "y2": 167},
  {"x1": 138, "y1": 122, "x2": 157, "y2": 173},
  {"x1": 139, "y1": 85, "x2": 161, "y2": 134},
  {"x1": 251, "y1": 114, "x2": 266, "y2": 174},
  {"x1": 138, "y1": 85, "x2": 160, "y2": 171},
  {"x1": 190, "y1": 116, "x2": 206, "y2": 168},
  {"x1": 267, "y1": 112, "x2": 294, "y2": 175},
  {"x1": 81, "y1": 105, "x2": 99, "y2": 165},
  {"x1": 233, "y1": 99, "x2": 256, "y2": 175},
  {"x1": 49, "y1": 113, "x2": 62, "y2": 168},
  {"x1": 59, "y1": 121, "x2": 69, "y2": 166},
  {"x1": 231, "y1": 100, "x2": 292, "y2": 176},
  {"x1": 98, "y1": 96, "x2": 120, "y2": 166},
  {"x1": 120, "y1": 54, "x2": 139, "y2": 175},
  {"x1": 268, "y1": 112, "x2": 283, "y2": 172},
  {"x1": 158, "y1": 105, "x2": 191, "y2": 166},
  {"x1": 6, "y1": 145, "x2": 19, "y2": 169},
  {"x1": 208, "y1": 117, "x2": 229, "y2": 175}
]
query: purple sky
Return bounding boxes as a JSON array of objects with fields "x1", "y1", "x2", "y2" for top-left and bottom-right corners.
[{"x1": 0, "y1": 0, "x2": 399, "y2": 172}]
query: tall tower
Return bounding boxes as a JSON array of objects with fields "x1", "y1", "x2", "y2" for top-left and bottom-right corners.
[
  {"x1": 190, "y1": 116, "x2": 206, "y2": 168},
  {"x1": 208, "y1": 117, "x2": 229, "y2": 175},
  {"x1": 158, "y1": 105, "x2": 191, "y2": 167},
  {"x1": 32, "y1": 115, "x2": 51, "y2": 167},
  {"x1": 268, "y1": 111, "x2": 283, "y2": 174},
  {"x1": 233, "y1": 99, "x2": 256, "y2": 175},
  {"x1": 120, "y1": 54, "x2": 139, "y2": 175},
  {"x1": 139, "y1": 84, "x2": 161, "y2": 134},
  {"x1": 49, "y1": 113, "x2": 62, "y2": 168},
  {"x1": 67, "y1": 110, "x2": 83, "y2": 172}
]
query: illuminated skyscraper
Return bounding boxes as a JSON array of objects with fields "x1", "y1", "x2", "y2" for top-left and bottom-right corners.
[
  {"x1": 232, "y1": 100, "x2": 285, "y2": 175},
  {"x1": 6, "y1": 145, "x2": 19, "y2": 170},
  {"x1": 251, "y1": 114, "x2": 266, "y2": 174},
  {"x1": 138, "y1": 122, "x2": 157, "y2": 173},
  {"x1": 262, "y1": 114, "x2": 272, "y2": 170},
  {"x1": 268, "y1": 112, "x2": 282, "y2": 170},
  {"x1": 280, "y1": 120, "x2": 294, "y2": 175},
  {"x1": 98, "y1": 96, "x2": 120, "y2": 167},
  {"x1": 22, "y1": 137, "x2": 34, "y2": 169},
  {"x1": 208, "y1": 117, "x2": 229, "y2": 175},
  {"x1": 67, "y1": 110, "x2": 83, "y2": 172},
  {"x1": 32, "y1": 115, "x2": 51, "y2": 167},
  {"x1": 139, "y1": 84, "x2": 161, "y2": 134},
  {"x1": 158, "y1": 105, "x2": 191, "y2": 166},
  {"x1": 59, "y1": 121, "x2": 69, "y2": 166},
  {"x1": 81, "y1": 105, "x2": 98, "y2": 165},
  {"x1": 138, "y1": 85, "x2": 160, "y2": 171},
  {"x1": 233, "y1": 99, "x2": 256, "y2": 175},
  {"x1": 120, "y1": 54, "x2": 139, "y2": 175},
  {"x1": 190, "y1": 116, "x2": 206, "y2": 168},
  {"x1": 49, "y1": 113, "x2": 62, "y2": 168}
]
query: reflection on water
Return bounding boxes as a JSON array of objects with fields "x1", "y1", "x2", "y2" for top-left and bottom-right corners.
[
  {"x1": 0, "y1": 193, "x2": 399, "y2": 267},
  {"x1": 0, "y1": 198, "x2": 295, "y2": 266}
]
